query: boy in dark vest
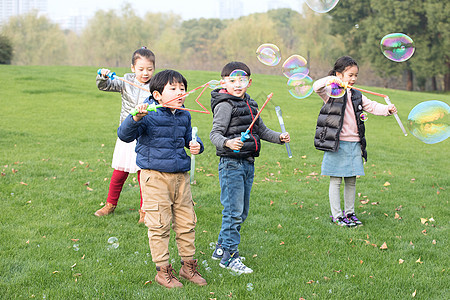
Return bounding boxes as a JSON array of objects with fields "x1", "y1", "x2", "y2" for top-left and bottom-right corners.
[
  {"x1": 118, "y1": 70, "x2": 207, "y2": 288},
  {"x1": 209, "y1": 61, "x2": 291, "y2": 274}
]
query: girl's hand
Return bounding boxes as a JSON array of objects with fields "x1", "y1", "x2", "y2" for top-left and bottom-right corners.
[
  {"x1": 189, "y1": 141, "x2": 200, "y2": 155},
  {"x1": 280, "y1": 132, "x2": 290, "y2": 143},
  {"x1": 225, "y1": 137, "x2": 243, "y2": 151},
  {"x1": 132, "y1": 104, "x2": 149, "y2": 121},
  {"x1": 99, "y1": 68, "x2": 111, "y2": 78},
  {"x1": 388, "y1": 104, "x2": 397, "y2": 114}
]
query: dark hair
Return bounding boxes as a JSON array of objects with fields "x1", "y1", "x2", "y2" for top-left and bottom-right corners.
[
  {"x1": 328, "y1": 56, "x2": 358, "y2": 76},
  {"x1": 150, "y1": 69, "x2": 188, "y2": 95},
  {"x1": 131, "y1": 46, "x2": 155, "y2": 66},
  {"x1": 221, "y1": 61, "x2": 251, "y2": 77}
]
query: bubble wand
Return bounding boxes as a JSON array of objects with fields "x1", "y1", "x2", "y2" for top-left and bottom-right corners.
[
  {"x1": 97, "y1": 69, "x2": 211, "y2": 115},
  {"x1": 190, "y1": 127, "x2": 198, "y2": 184},
  {"x1": 327, "y1": 78, "x2": 408, "y2": 136},
  {"x1": 275, "y1": 106, "x2": 292, "y2": 158},
  {"x1": 234, "y1": 93, "x2": 273, "y2": 152}
]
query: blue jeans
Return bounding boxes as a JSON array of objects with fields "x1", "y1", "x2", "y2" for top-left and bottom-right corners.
[{"x1": 217, "y1": 157, "x2": 254, "y2": 252}]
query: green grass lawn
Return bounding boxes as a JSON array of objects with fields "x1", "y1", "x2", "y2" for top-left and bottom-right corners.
[{"x1": 0, "y1": 65, "x2": 449, "y2": 299}]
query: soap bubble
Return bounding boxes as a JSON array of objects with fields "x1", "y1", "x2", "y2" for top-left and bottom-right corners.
[
  {"x1": 209, "y1": 242, "x2": 216, "y2": 250},
  {"x1": 305, "y1": 0, "x2": 339, "y2": 13},
  {"x1": 325, "y1": 77, "x2": 346, "y2": 98},
  {"x1": 282, "y1": 55, "x2": 308, "y2": 79},
  {"x1": 208, "y1": 80, "x2": 222, "y2": 89},
  {"x1": 380, "y1": 33, "x2": 415, "y2": 62},
  {"x1": 73, "y1": 244, "x2": 79, "y2": 251},
  {"x1": 246, "y1": 283, "x2": 254, "y2": 291},
  {"x1": 360, "y1": 112, "x2": 368, "y2": 122},
  {"x1": 256, "y1": 43, "x2": 281, "y2": 66},
  {"x1": 407, "y1": 100, "x2": 449, "y2": 144},
  {"x1": 226, "y1": 69, "x2": 249, "y2": 89},
  {"x1": 287, "y1": 74, "x2": 313, "y2": 99},
  {"x1": 107, "y1": 237, "x2": 119, "y2": 250}
]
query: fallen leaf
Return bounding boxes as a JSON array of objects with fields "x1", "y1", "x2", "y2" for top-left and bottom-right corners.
[
  {"x1": 371, "y1": 202, "x2": 379, "y2": 205},
  {"x1": 86, "y1": 187, "x2": 93, "y2": 191},
  {"x1": 432, "y1": 240, "x2": 436, "y2": 245},
  {"x1": 71, "y1": 263, "x2": 76, "y2": 268},
  {"x1": 306, "y1": 280, "x2": 314, "y2": 284},
  {"x1": 429, "y1": 217, "x2": 435, "y2": 222},
  {"x1": 73, "y1": 273, "x2": 82, "y2": 277},
  {"x1": 415, "y1": 257, "x2": 423, "y2": 264},
  {"x1": 83, "y1": 182, "x2": 90, "y2": 186},
  {"x1": 52, "y1": 271, "x2": 59, "y2": 274},
  {"x1": 144, "y1": 280, "x2": 152, "y2": 285},
  {"x1": 205, "y1": 174, "x2": 215, "y2": 177},
  {"x1": 421, "y1": 229, "x2": 427, "y2": 235},
  {"x1": 277, "y1": 224, "x2": 282, "y2": 228},
  {"x1": 412, "y1": 290, "x2": 416, "y2": 297},
  {"x1": 200, "y1": 251, "x2": 205, "y2": 255},
  {"x1": 383, "y1": 181, "x2": 390, "y2": 186},
  {"x1": 71, "y1": 167, "x2": 76, "y2": 172},
  {"x1": 270, "y1": 200, "x2": 274, "y2": 206},
  {"x1": 20, "y1": 182, "x2": 28, "y2": 185},
  {"x1": 420, "y1": 218, "x2": 428, "y2": 224},
  {"x1": 360, "y1": 260, "x2": 363, "y2": 264},
  {"x1": 394, "y1": 213, "x2": 400, "y2": 219},
  {"x1": 301, "y1": 155, "x2": 306, "y2": 159},
  {"x1": 279, "y1": 241, "x2": 285, "y2": 245},
  {"x1": 79, "y1": 161, "x2": 84, "y2": 165},
  {"x1": 71, "y1": 239, "x2": 79, "y2": 242},
  {"x1": 253, "y1": 254, "x2": 257, "y2": 258},
  {"x1": 399, "y1": 259, "x2": 404, "y2": 264}
]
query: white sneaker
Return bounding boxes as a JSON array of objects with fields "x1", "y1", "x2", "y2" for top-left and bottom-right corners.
[{"x1": 219, "y1": 252, "x2": 253, "y2": 274}]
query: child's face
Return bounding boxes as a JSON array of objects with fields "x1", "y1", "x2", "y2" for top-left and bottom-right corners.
[
  {"x1": 220, "y1": 73, "x2": 252, "y2": 99},
  {"x1": 131, "y1": 57, "x2": 155, "y2": 84},
  {"x1": 336, "y1": 65, "x2": 358, "y2": 86},
  {"x1": 153, "y1": 80, "x2": 186, "y2": 109}
]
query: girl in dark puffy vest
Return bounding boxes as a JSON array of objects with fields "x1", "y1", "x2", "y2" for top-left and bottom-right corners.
[{"x1": 313, "y1": 56, "x2": 397, "y2": 227}]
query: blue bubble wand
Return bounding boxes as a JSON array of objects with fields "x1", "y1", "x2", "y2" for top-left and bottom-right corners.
[
  {"x1": 190, "y1": 127, "x2": 198, "y2": 184},
  {"x1": 275, "y1": 106, "x2": 292, "y2": 158}
]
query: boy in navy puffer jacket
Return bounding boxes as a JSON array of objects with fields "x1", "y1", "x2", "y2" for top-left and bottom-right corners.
[{"x1": 118, "y1": 70, "x2": 207, "y2": 289}]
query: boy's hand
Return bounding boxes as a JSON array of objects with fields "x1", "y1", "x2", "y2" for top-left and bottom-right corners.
[
  {"x1": 388, "y1": 104, "x2": 397, "y2": 114},
  {"x1": 99, "y1": 68, "x2": 111, "y2": 78},
  {"x1": 280, "y1": 132, "x2": 290, "y2": 143},
  {"x1": 189, "y1": 141, "x2": 200, "y2": 155},
  {"x1": 132, "y1": 104, "x2": 149, "y2": 122},
  {"x1": 225, "y1": 138, "x2": 243, "y2": 151}
]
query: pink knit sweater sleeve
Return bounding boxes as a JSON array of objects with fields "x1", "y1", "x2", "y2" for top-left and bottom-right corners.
[{"x1": 361, "y1": 94, "x2": 391, "y2": 116}]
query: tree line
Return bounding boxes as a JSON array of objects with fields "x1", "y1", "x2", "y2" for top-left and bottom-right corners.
[{"x1": 0, "y1": 1, "x2": 448, "y2": 91}]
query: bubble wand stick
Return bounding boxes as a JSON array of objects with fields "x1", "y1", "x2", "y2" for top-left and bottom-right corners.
[
  {"x1": 275, "y1": 106, "x2": 292, "y2": 158},
  {"x1": 190, "y1": 127, "x2": 198, "y2": 184},
  {"x1": 234, "y1": 93, "x2": 273, "y2": 152},
  {"x1": 97, "y1": 69, "x2": 211, "y2": 115},
  {"x1": 329, "y1": 79, "x2": 408, "y2": 136}
]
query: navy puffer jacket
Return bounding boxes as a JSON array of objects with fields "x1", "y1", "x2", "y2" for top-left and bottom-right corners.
[{"x1": 118, "y1": 97, "x2": 204, "y2": 172}]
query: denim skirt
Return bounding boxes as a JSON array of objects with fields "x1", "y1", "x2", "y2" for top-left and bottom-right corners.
[{"x1": 321, "y1": 141, "x2": 365, "y2": 177}]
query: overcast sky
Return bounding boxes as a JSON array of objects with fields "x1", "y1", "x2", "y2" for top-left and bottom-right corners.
[{"x1": 47, "y1": 0, "x2": 305, "y2": 21}]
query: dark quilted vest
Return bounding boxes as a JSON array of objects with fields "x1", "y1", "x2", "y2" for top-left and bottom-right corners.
[
  {"x1": 211, "y1": 90, "x2": 261, "y2": 158},
  {"x1": 314, "y1": 89, "x2": 367, "y2": 161}
]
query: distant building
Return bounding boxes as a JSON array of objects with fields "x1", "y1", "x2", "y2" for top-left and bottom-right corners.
[
  {"x1": 0, "y1": 0, "x2": 48, "y2": 26},
  {"x1": 218, "y1": 0, "x2": 244, "y2": 19}
]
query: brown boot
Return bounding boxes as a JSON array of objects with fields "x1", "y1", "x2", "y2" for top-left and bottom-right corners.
[
  {"x1": 179, "y1": 259, "x2": 207, "y2": 286},
  {"x1": 155, "y1": 264, "x2": 183, "y2": 288},
  {"x1": 138, "y1": 209, "x2": 145, "y2": 223},
  {"x1": 94, "y1": 203, "x2": 116, "y2": 217}
]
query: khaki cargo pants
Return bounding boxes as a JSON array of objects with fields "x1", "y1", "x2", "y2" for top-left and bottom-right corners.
[{"x1": 140, "y1": 169, "x2": 197, "y2": 266}]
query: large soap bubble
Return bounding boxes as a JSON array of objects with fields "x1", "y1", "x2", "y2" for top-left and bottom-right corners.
[
  {"x1": 407, "y1": 100, "x2": 449, "y2": 144},
  {"x1": 305, "y1": 0, "x2": 339, "y2": 13},
  {"x1": 380, "y1": 33, "x2": 415, "y2": 62},
  {"x1": 256, "y1": 43, "x2": 281, "y2": 66}
]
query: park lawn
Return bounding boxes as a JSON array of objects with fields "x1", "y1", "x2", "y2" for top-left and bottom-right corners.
[{"x1": 0, "y1": 65, "x2": 448, "y2": 299}]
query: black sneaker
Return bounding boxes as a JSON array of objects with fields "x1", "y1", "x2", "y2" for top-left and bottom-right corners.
[
  {"x1": 346, "y1": 213, "x2": 363, "y2": 226},
  {"x1": 331, "y1": 215, "x2": 357, "y2": 227},
  {"x1": 211, "y1": 243, "x2": 224, "y2": 260}
]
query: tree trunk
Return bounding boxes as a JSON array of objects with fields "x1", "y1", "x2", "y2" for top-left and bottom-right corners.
[
  {"x1": 431, "y1": 76, "x2": 437, "y2": 91},
  {"x1": 445, "y1": 62, "x2": 450, "y2": 91},
  {"x1": 406, "y1": 69, "x2": 413, "y2": 91}
]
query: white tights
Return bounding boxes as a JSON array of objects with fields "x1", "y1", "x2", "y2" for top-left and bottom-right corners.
[{"x1": 329, "y1": 176, "x2": 356, "y2": 219}]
